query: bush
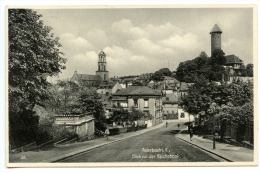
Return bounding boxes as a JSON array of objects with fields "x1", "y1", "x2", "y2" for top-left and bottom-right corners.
[{"x1": 108, "y1": 128, "x2": 120, "y2": 136}]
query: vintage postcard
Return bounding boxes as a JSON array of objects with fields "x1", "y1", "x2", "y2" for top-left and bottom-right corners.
[{"x1": 6, "y1": 5, "x2": 258, "y2": 167}]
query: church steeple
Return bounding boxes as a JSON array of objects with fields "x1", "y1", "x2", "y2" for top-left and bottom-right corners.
[{"x1": 96, "y1": 50, "x2": 109, "y2": 81}]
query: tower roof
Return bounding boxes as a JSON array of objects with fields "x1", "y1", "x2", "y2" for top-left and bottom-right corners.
[
  {"x1": 99, "y1": 50, "x2": 106, "y2": 56},
  {"x1": 210, "y1": 24, "x2": 222, "y2": 34}
]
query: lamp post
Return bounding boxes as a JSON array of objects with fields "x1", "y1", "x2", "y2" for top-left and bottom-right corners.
[
  {"x1": 210, "y1": 102, "x2": 217, "y2": 150},
  {"x1": 213, "y1": 114, "x2": 216, "y2": 149}
]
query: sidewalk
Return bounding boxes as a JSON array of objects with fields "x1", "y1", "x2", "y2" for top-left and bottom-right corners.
[
  {"x1": 176, "y1": 127, "x2": 254, "y2": 162},
  {"x1": 9, "y1": 121, "x2": 166, "y2": 163}
]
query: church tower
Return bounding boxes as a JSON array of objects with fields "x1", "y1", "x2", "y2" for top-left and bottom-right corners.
[
  {"x1": 96, "y1": 50, "x2": 109, "y2": 81},
  {"x1": 210, "y1": 24, "x2": 222, "y2": 56}
]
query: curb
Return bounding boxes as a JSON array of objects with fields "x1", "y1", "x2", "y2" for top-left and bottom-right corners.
[
  {"x1": 48, "y1": 122, "x2": 165, "y2": 163},
  {"x1": 176, "y1": 135, "x2": 233, "y2": 162}
]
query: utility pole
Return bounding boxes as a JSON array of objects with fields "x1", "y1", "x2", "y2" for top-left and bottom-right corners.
[{"x1": 168, "y1": 57, "x2": 169, "y2": 69}]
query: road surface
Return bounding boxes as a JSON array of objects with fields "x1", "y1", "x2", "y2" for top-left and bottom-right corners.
[{"x1": 60, "y1": 121, "x2": 222, "y2": 162}]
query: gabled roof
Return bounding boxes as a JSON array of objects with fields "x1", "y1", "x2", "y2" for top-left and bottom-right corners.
[
  {"x1": 186, "y1": 83, "x2": 194, "y2": 87},
  {"x1": 171, "y1": 77, "x2": 180, "y2": 83},
  {"x1": 162, "y1": 94, "x2": 178, "y2": 104},
  {"x1": 165, "y1": 84, "x2": 174, "y2": 90},
  {"x1": 98, "y1": 81, "x2": 118, "y2": 88},
  {"x1": 210, "y1": 24, "x2": 222, "y2": 34},
  {"x1": 225, "y1": 54, "x2": 243, "y2": 64},
  {"x1": 77, "y1": 74, "x2": 102, "y2": 81},
  {"x1": 113, "y1": 86, "x2": 161, "y2": 96},
  {"x1": 121, "y1": 77, "x2": 136, "y2": 83},
  {"x1": 179, "y1": 82, "x2": 189, "y2": 92}
]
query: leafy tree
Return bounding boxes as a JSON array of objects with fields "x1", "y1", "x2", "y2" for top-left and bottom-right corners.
[
  {"x1": 151, "y1": 71, "x2": 164, "y2": 81},
  {"x1": 247, "y1": 64, "x2": 253, "y2": 77},
  {"x1": 8, "y1": 9, "x2": 66, "y2": 146},
  {"x1": 9, "y1": 9, "x2": 66, "y2": 111},
  {"x1": 181, "y1": 76, "x2": 253, "y2": 128},
  {"x1": 56, "y1": 80, "x2": 79, "y2": 113},
  {"x1": 209, "y1": 49, "x2": 226, "y2": 66},
  {"x1": 159, "y1": 68, "x2": 172, "y2": 77},
  {"x1": 77, "y1": 90, "x2": 106, "y2": 124},
  {"x1": 176, "y1": 51, "x2": 209, "y2": 82}
]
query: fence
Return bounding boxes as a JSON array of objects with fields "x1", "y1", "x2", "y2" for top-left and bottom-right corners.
[
  {"x1": 163, "y1": 113, "x2": 178, "y2": 120},
  {"x1": 10, "y1": 142, "x2": 36, "y2": 153},
  {"x1": 201, "y1": 121, "x2": 254, "y2": 144}
]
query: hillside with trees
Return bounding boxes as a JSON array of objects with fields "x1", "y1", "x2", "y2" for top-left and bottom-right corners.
[{"x1": 176, "y1": 50, "x2": 253, "y2": 83}]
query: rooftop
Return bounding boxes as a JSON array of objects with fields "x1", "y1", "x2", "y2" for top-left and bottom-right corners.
[
  {"x1": 210, "y1": 24, "x2": 222, "y2": 34},
  {"x1": 179, "y1": 82, "x2": 189, "y2": 92},
  {"x1": 76, "y1": 74, "x2": 102, "y2": 81},
  {"x1": 98, "y1": 81, "x2": 118, "y2": 88},
  {"x1": 113, "y1": 86, "x2": 161, "y2": 96},
  {"x1": 162, "y1": 94, "x2": 178, "y2": 104},
  {"x1": 225, "y1": 54, "x2": 243, "y2": 64}
]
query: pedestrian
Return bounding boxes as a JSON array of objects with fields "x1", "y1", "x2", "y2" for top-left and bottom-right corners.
[
  {"x1": 105, "y1": 128, "x2": 110, "y2": 140},
  {"x1": 166, "y1": 121, "x2": 168, "y2": 128},
  {"x1": 177, "y1": 123, "x2": 180, "y2": 128},
  {"x1": 189, "y1": 124, "x2": 194, "y2": 141}
]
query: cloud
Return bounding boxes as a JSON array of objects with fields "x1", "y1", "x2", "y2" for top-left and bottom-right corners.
[
  {"x1": 144, "y1": 22, "x2": 183, "y2": 40},
  {"x1": 160, "y1": 33, "x2": 200, "y2": 50},
  {"x1": 86, "y1": 29, "x2": 110, "y2": 49},
  {"x1": 111, "y1": 19, "x2": 148, "y2": 40},
  {"x1": 59, "y1": 33, "x2": 93, "y2": 54},
  {"x1": 57, "y1": 19, "x2": 214, "y2": 79}
]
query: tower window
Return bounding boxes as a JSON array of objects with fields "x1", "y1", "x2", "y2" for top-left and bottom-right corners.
[{"x1": 104, "y1": 74, "x2": 106, "y2": 80}]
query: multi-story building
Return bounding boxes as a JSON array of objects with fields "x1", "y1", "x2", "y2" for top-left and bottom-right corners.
[
  {"x1": 111, "y1": 86, "x2": 162, "y2": 124},
  {"x1": 97, "y1": 81, "x2": 122, "y2": 95}
]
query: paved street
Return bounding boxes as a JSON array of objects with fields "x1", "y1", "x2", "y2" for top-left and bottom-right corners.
[{"x1": 60, "y1": 122, "x2": 222, "y2": 162}]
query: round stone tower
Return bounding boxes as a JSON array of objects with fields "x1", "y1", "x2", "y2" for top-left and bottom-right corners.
[{"x1": 210, "y1": 24, "x2": 222, "y2": 56}]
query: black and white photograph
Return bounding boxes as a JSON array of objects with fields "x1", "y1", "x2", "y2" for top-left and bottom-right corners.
[{"x1": 5, "y1": 4, "x2": 258, "y2": 167}]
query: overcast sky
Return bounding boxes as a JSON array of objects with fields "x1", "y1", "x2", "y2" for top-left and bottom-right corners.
[{"x1": 35, "y1": 7, "x2": 253, "y2": 80}]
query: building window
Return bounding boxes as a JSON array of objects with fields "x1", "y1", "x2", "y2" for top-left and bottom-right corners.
[
  {"x1": 134, "y1": 99, "x2": 138, "y2": 107},
  {"x1": 144, "y1": 99, "x2": 149, "y2": 108},
  {"x1": 166, "y1": 97, "x2": 169, "y2": 101},
  {"x1": 104, "y1": 74, "x2": 106, "y2": 80},
  {"x1": 121, "y1": 102, "x2": 128, "y2": 107},
  {"x1": 180, "y1": 112, "x2": 185, "y2": 118}
]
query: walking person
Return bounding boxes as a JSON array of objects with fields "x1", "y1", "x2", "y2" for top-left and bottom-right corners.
[
  {"x1": 166, "y1": 121, "x2": 168, "y2": 128},
  {"x1": 105, "y1": 128, "x2": 110, "y2": 140},
  {"x1": 189, "y1": 124, "x2": 194, "y2": 141},
  {"x1": 177, "y1": 123, "x2": 180, "y2": 129}
]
